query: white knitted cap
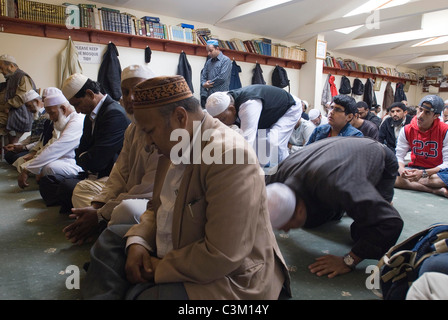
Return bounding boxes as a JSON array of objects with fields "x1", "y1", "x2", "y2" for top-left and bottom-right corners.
[
  {"x1": 266, "y1": 183, "x2": 296, "y2": 229},
  {"x1": 308, "y1": 109, "x2": 321, "y2": 121},
  {"x1": 0, "y1": 54, "x2": 17, "y2": 64},
  {"x1": 62, "y1": 73, "x2": 89, "y2": 100},
  {"x1": 44, "y1": 90, "x2": 69, "y2": 107},
  {"x1": 122, "y1": 64, "x2": 155, "y2": 82},
  {"x1": 205, "y1": 92, "x2": 231, "y2": 117},
  {"x1": 42, "y1": 87, "x2": 63, "y2": 100},
  {"x1": 23, "y1": 90, "x2": 40, "y2": 103}
]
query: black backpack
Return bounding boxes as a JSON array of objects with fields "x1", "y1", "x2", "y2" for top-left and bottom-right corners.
[
  {"x1": 339, "y1": 76, "x2": 351, "y2": 94},
  {"x1": 272, "y1": 65, "x2": 290, "y2": 92},
  {"x1": 352, "y1": 78, "x2": 364, "y2": 95},
  {"x1": 372, "y1": 223, "x2": 448, "y2": 300}
]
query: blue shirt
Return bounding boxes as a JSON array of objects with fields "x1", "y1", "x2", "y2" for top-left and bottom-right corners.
[
  {"x1": 306, "y1": 123, "x2": 363, "y2": 145},
  {"x1": 201, "y1": 51, "x2": 232, "y2": 97}
]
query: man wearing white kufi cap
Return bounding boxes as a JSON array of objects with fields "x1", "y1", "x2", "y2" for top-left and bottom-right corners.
[
  {"x1": 3, "y1": 90, "x2": 53, "y2": 165},
  {"x1": 17, "y1": 88, "x2": 85, "y2": 208},
  {"x1": 308, "y1": 108, "x2": 328, "y2": 126},
  {"x1": 56, "y1": 73, "x2": 130, "y2": 214},
  {"x1": 64, "y1": 65, "x2": 159, "y2": 245},
  {"x1": 205, "y1": 85, "x2": 302, "y2": 166},
  {"x1": 266, "y1": 136, "x2": 403, "y2": 279},
  {"x1": 0, "y1": 54, "x2": 36, "y2": 144}
]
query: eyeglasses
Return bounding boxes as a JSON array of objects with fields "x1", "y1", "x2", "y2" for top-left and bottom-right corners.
[{"x1": 328, "y1": 106, "x2": 346, "y2": 113}]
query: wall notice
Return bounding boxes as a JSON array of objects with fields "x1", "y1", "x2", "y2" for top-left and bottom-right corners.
[{"x1": 75, "y1": 45, "x2": 101, "y2": 64}]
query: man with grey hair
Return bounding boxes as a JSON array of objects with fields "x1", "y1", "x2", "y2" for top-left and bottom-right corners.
[
  {"x1": 0, "y1": 54, "x2": 35, "y2": 144},
  {"x1": 17, "y1": 88, "x2": 84, "y2": 207},
  {"x1": 3, "y1": 89, "x2": 52, "y2": 164}
]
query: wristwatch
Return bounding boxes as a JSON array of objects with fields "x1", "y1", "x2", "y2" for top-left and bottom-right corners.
[
  {"x1": 343, "y1": 254, "x2": 356, "y2": 269},
  {"x1": 422, "y1": 169, "x2": 428, "y2": 179}
]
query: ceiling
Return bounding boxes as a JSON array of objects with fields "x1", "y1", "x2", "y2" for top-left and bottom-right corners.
[{"x1": 89, "y1": 0, "x2": 448, "y2": 71}]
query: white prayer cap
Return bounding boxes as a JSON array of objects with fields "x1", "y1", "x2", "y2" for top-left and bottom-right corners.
[
  {"x1": 44, "y1": 90, "x2": 69, "y2": 108},
  {"x1": 62, "y1": 73, "x2": 89, "y2": 100},
  {"x1": 121, "y1": 64, "x2": 155, "y2": 82},
  {"x1": 0, "y1": 54, "x2": 17, "y2": 64},
  {"x1": 308, "y1": 109, "x2": 321, "y2": 121},
  {"x1": 23, "y1": 90, "x2": 40, "y2": 103},
  {"x1": 42, "y1": 87, "x2": 62, "y2": 100},
  {"x1": 205, "y1": 91, "x2": 231, "y2": 117},
  {"x1": 266, "y1": 183, "x2": 296, "y2": 229}
]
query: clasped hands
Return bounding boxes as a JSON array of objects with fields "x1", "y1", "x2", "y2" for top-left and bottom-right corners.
[
  {"x1": 400, "y1": 168, "x2": 425, "y2": 182},
  {"x1": 125, "y1": 244, "x2": 160, "y2": 283}
]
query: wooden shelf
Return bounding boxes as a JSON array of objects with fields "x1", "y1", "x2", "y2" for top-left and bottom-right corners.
[
  {"x1": 323, "y1": 66, "x2": 417, "y2": 85},
  {"x1": 0, "y1": 16, "x2": 306, "y2": 69}
]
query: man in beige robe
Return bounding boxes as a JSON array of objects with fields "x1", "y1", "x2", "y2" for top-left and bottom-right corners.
[{"x1": 82, "y1": 75, "x2": 290, "y2": 300}]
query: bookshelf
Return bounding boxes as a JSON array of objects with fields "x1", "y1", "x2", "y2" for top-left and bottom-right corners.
[
  {"x1": 323, "y1": 66, "x2": 418, "y2": 85},
  {"x1": 0, "y1": 16, "x2": 306, "y2": 69}
]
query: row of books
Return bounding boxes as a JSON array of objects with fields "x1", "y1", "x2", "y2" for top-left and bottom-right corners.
[
  {"x1": 324, "y1": 54, "x2": 417, "y2": 81},
  {"x1": 16, "y1": 0, "x2": 66, "y2": 25},
  {"x1": 2, "y1": 0, "x2": 307, "y2": 62},
  {"x1": 0, "y1": 0, "x2": 15, "y2": 18},
  {"x1": 204, "y1": 33, "x2": 306, "y2": 61}
]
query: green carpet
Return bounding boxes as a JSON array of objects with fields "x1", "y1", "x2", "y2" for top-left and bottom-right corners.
[{"x1": 0, "y1": 160, "x2": 447, "y2": 300}]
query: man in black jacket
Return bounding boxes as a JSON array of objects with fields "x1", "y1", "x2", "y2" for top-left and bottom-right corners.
[
  {"x1": 379, "y1": 101, "x2": 412, "y2": 153},
  {"x1": 265, "y1": 137, "x2": 403, "y2": 278},
  {"x1": 45, "y1": 73, "x2": 130, "y2": 213},
  {"x1": 357, "y1": 101, "x2": 381, "y2": 128}
]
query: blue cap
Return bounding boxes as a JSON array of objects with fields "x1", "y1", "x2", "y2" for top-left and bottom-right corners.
[
  {"x1": 419, "y1": 95, "x2": 444, "y2": 114},
  {"x1": 206, "y1": 39, "x2": 219, "y2": 46}
]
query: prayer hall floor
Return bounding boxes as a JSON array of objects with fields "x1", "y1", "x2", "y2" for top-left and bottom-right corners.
[{"x1": 0, "y1": 160, "x2": 446, "y2": 300}]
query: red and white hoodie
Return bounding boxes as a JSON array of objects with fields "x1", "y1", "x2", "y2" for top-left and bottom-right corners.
[{"x1": 396, "y1": 117, "x2": 448, "y2": 169}]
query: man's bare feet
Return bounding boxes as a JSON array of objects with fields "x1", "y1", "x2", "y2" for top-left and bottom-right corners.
[{"x1": 433, "y1": 187, "x2": 448, "y2": 198}]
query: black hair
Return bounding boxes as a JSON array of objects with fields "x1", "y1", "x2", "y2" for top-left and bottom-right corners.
[
  {"x1": 389, "y1": 102, "x2": 407, "y2": 112},
  {"x1": 333, "y1": 95, "x2": 357, "y2": 115},
  {"x1": 157, "y1": 96, "x2": 202, "y2": 121},
  {"x1": 73, "y1": 78, "x2": 103, "y2": 98}
]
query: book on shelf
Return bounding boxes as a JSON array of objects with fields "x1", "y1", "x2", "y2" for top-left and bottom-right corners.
[
  {"x1": 141, "y1": 15, "x2": 159, "y2": 23},
  {"x1": 195, "y1": 28, "x2": 211, "y2": 45},
  {"x1": 15, "y1": 0, "x2": 66, "y2": 25},
  {"x1": 178, "y1": 22, "x2": 194, "y2": 29},
  {"x1": 169, "y1": 24, "x2": 185, "y2": 42},
  {"x1": 1, "y1": 0, "x2": 16, "y2": 18},
  {"x1": 183, "y1": 27, "x2": 194, "y2": 44}
]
